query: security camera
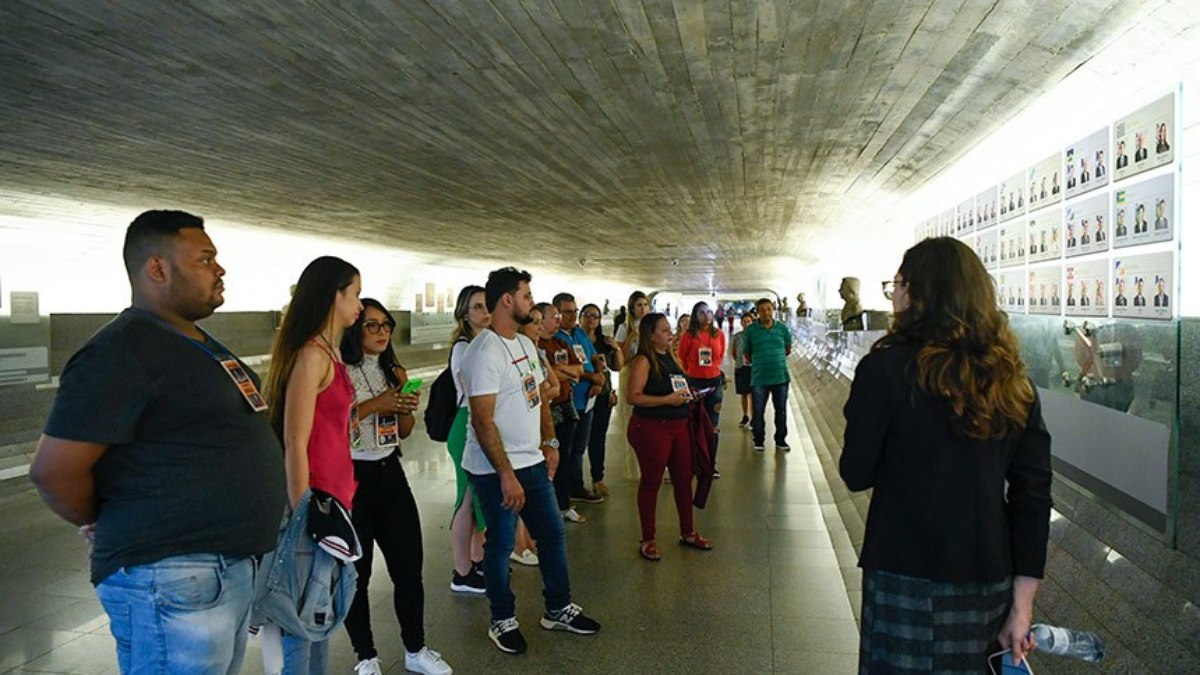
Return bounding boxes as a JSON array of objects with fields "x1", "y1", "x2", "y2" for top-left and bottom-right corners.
[{"x1": 671, "y1": 258, "x2": 679, "y2": 266}]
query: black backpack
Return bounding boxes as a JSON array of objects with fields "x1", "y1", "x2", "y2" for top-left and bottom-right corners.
[{"x1": 424, "y1": 337, "x2": 468, "y2": 442}]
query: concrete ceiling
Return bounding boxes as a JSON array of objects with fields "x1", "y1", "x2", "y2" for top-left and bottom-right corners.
[{"x1": 0, "y1": 0, "x2": 1158, "y2": 290}]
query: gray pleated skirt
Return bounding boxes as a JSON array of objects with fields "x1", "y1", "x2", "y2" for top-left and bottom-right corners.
[{"x1": 859, "y1": 570, "x2": 1011, "y2": 675}]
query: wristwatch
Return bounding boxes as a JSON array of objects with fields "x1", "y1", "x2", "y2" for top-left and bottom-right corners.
[{"x1": 541, "y1": 438, "x2": 560, "y2": 449}]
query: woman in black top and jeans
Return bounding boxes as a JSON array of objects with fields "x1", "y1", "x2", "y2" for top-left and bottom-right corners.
[
  {"x1": 840, "y1": 237, "x2": 1052, "y2": 672},
  {"x1": 626, "y1": 313, "x2": 713, "y2": 561}
]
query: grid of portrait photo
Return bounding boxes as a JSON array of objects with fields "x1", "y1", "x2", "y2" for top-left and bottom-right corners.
[{"x1": 912, "y1": 87, "x2": 1179, "y2": 321}]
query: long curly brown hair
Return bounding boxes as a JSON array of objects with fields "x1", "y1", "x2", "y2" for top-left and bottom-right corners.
[{"x1": 874, "y1": 237, "x2": 1033, "y2": 440}]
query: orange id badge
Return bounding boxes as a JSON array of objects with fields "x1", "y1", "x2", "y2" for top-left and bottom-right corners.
[
  {"x1": 523, "y1": 374, "x2": 541, "y2": 410},
  {"x1": 698, "y1": 347, "x2": 713, "y2": 367},
  {"x1": 220, "y1": 359, "x2": 268, "y2": 412},
  {"x1": 349, "y1": 404, "x2": 362, "y2": 450},
  {"x1": 376, "y1": 414, "x2": 400, "y2": 447}
]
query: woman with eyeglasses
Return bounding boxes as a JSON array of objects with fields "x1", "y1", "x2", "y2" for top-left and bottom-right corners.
[
  {"x1": 447, "y1": 286, "x2": 489, "y2": 594},
  {"x1": 579, "y1": 302, "x2": 624, "y2": 497},
  {"x1": 340, "y1": 300, "x2": 452, "y2": 675},
  {"x1": 843, "y1": 237, "x2": 1052, "y2": 672}
]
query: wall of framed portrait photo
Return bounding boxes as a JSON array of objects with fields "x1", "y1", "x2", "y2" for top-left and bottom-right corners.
[{"x1": 910, "y1": 84, "x2": 1183, "y2": 541}]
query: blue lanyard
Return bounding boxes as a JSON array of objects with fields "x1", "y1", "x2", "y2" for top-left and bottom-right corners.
[{"x1": 128, "y1": 307, "x2": 235, "y2": 362}]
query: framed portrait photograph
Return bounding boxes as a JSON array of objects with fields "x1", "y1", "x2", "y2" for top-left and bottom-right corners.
[
  {"x1": 1063, "y1": 126, "x2": 1110, "y2": 200},
  {"x1": 1027, "y1": 153, "x2": 1063, "y2": 210},
  {"x1": 1064, "y1": 258, "x2": 1109, "y2": 318},
  {"x1": 1112, "y1": 172, "x2": 1174, "y2": 249},
  {"x1": 1026, "y1": 206, "x2": 1063, "y2": 264},
  {"x1": 998, "y1": 221, "x2": 1027, "y2": 269},
  {"x1": 1028, "y1": 263, "x2": 1063, "y2": 315},
  {"x1": 1112, "y1": 251, "x2": 1174, "y2": 320},
  {"x1": 1113, "y1": 91, "x2": 1175, "y2": 182},
  {"x1": 1064, "y1": 191, "x2": 1111, "y2": 258},
  {"x1": 998, "y1": 170, "x2": 1026, "y2": 223},
  {"x1": 996, "y1": 270, "x2": 1025, "y2": 313},
  {"x1": 975, "y1": 185, "x2": 999, "y2": 231},
  {"x1": 975, "y1": 227, "x2": 1000, "y2": 271}
]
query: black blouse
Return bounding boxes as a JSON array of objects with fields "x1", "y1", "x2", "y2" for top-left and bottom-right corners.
[
  {"x1": 633, "y1": 351, "x2": 689, "y2": 421},
  {"x1": 840, "y1": 342, "x2": 1052, "y2": 583}
]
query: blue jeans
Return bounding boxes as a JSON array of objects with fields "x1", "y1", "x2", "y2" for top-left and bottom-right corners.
[
  {"x1": 280, "y1": 633, "x2": 327, "y2": 674},
  {"x1": 751, "y1": 382, "x2": 789, "y2": 446},
  {"x1": 470, "y1": 462, "x2": 571, "y2": 621},
  {"x1": 569, "y1": 408, "x2": 594, "y2": 496},
  {"x1": 95, "y1": 553, "x2": 256, "y2": 675}
]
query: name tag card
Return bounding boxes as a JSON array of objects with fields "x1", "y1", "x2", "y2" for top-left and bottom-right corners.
[
  {"x1": 376, "y1": 414, "x2": 400, "y2": 447},
  {"x1": 523, "y1": 374, "x2": 541, "y2": 410},
  {"x1": 670, "y1": 374, "x2": 692, "y2": 400},
  {"x1": 698, "y1": 347, "x2": 713, "y2": 367},
  {"x1": 220, "y1": 359, "x2": 268, "y2": 412}
]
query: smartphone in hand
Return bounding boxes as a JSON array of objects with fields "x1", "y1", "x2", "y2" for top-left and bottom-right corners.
[
  {"x1": 400, "y1": 378, "x2": 424, "y2": 395},
  {"x1": 988, "y1": 651, "x2": 1034, "y2": 675}
]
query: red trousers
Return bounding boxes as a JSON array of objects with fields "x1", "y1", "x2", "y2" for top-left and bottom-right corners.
[{"x1": 627, "y1": 414, "x2": 694, "y2": 542}]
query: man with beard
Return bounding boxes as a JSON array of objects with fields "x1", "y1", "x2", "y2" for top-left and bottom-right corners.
[
  {"x1": 29, "y1": 210, "x2": 286, "y2": 673},
  {"x1": 461, "y1": 267, "x2": 600, "y2": 655}
]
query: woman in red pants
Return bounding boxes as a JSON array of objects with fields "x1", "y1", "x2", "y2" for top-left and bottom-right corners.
[{"x1": 625, "y1": 312, "x2": 713, "y2": 561}]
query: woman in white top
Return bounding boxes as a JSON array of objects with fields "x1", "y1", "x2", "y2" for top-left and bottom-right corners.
[
  {"x1": 341, "y1": 299, "x2": 452, "y2": 675},
  {"x1": 614, "y1": 290, "x2": 651, "y2": 362},
  {"x1": 447, "y1": 286, "x2": 489, "y2": 594}
]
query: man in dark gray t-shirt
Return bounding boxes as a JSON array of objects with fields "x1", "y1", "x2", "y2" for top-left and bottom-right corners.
[{"x1": 30, "y1": 210, "x2": 286, "y2": 674}]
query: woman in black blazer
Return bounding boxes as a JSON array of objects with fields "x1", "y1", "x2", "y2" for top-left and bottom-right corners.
[{"x1": 842, "y1": 237, "x2": 1052, "y2": 673}]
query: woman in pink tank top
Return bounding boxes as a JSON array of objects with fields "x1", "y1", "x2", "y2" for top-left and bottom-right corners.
[{"x1": 264, "y1": 255, "x2": 363, "y2": 673}]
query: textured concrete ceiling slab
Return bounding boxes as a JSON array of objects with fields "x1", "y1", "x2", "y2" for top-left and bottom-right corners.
[{"x1": 0, "y1": 0, "x2": 1156, "y2": 289}]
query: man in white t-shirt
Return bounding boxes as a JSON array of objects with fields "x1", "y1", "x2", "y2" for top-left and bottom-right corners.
[{"x1": 462, "y1": 267, "x2": 601, "y2": 655}]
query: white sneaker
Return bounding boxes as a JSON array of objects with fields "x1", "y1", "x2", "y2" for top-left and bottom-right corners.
[
  {"x1": 405, "y1": 646, "x2": 453, "y2": 675},
  {"x1": 561, "y1": 507, "x2": 587, "y2": 523},
  {"x1": 353, "y1": 657, "x2": 383, "y2": 675},
  {"x1": 509, "y1": 549, "x2": 539, "y2": 566}
]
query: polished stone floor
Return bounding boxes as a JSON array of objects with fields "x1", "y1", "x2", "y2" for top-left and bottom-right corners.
[{"x1": 0, "y1": 376, "x2": 861, "y2": 674}]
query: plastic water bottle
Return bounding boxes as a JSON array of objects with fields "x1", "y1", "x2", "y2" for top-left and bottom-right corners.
[{"x1": 1031, "y1": 623, "x2": 1105, "y2": 662}]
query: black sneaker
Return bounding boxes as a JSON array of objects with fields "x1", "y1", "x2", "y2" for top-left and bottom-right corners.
[
  {"x1": 738, "y1": 416, "x2": 750, "y2": 427},
  {"x1": 450, "y1": 569, "x2": 486, "y2": 594},
  {"x1": 488, "y1": 617, "x2": 527, "y2": 654},
  {"x1": 753, "y1": 444, "x2": 765, "y2": 452},
  {"x1": 776, "y1": 443, "x2": 791, "y2": 452},
  {"x1": 540, "y1": 602, "x2": 600, "y2": 635}
]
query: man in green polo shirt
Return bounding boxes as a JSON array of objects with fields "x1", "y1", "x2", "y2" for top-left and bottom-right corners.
[{"x1": 743, "y1": 298, "x2": 793, "y2": 452}]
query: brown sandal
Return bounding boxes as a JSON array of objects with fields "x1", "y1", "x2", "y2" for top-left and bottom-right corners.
[
  {"x1": 639, "y1": 540, "x2": 661, "y2": 561},
  {"x1": 679, "y1": 532, "x2": 713, "y2": 550}
]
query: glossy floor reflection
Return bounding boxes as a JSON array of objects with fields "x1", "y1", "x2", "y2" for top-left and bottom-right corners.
[{"x1": 0, "y1": 378, "x2": 860, "y2": 674}]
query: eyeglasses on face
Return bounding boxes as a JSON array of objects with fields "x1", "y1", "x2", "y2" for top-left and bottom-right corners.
[
  {"x1": 560, "y1": 308, "x2": 578, "y2": 315},
  {"x1": 581, "y1": 312, "x2": 600, "y2": 319},
  {"x1": 882, "y1": 280, "x2": 908, "y2": 300},
  {"x1": 363, "y1": 321, "x2": 395, "y2": 335}
]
